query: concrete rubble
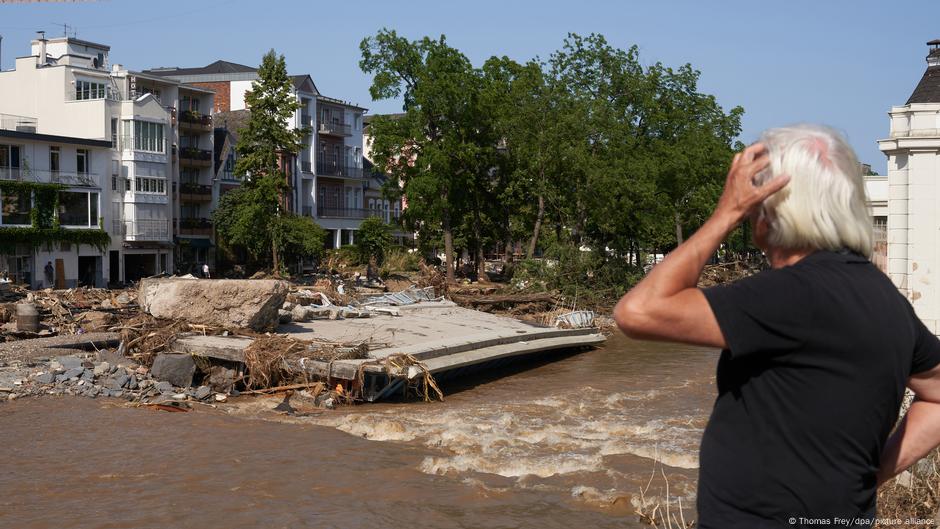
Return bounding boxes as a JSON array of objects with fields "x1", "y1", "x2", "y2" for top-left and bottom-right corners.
[
  {"x1": 0, "y1": 270, "x2": 608, "y2": 409},
  {"x1": 138, "y1": 278, "x2": 289, "y2": 332}
]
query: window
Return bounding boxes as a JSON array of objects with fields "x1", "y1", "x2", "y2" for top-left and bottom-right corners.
[
  {"x1": 1, "y1": 190, "x2": 30, "y2": 225},
  {"x1": 181, "y1": 168, "x2": 199, "y2": 184},
  {"x1": 135, "y1": 177, "x2": 166, "y2": 195},
  {"x1": 50, "y1": 146, "x2": 60, "y2": 173},
  {"x1": 57, "y1": 191, "x2": 99, "y2": 227},
  {"x1": 75, "y1": 79, "x2": 106, "y2": 100},
  {"x1": 181, "y1": 96, "x2": 200, "y2": 112},
  {"x1": 110, "y1": 118, "x2": 117, "y2": 146},
  {"x1": 0, "y1": 144, "x2": 21, "y2": 178},
  {"x1": 133, "y1": 121, "x2": 165, "y2": 153},
  {"x1": 76, "y1": 149, "x2": 89, "y2": 174}
]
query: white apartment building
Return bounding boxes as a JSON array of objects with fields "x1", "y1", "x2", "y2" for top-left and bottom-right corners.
[
  {"x1": 0, "y1": 33, "x2": 214, "y2": 286},
  {"x1": 144, "y1": 61, "x2": 381, "y2": 249},
  {"x1": 878, "y1": 39, "x2": 940, "y2": 334}
]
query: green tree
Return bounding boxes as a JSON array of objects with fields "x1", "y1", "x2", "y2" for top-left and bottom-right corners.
[
  {"x1": 355, "y1": 216, "x2": 393, "y2": 266},
  {"x1": 213, "y1": 50, "x2": 321, "y2": 273},
  {"x1": 361, "y1": 29, "x2": 497, "y2": 281}
]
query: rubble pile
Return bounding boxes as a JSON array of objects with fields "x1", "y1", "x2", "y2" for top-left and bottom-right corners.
[{"x1": 1, "y1": 286, "x2": 137, "y2": 340}]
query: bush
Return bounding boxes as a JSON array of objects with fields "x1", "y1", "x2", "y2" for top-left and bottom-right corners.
[
  {"x1": 379, "y1": 248, "x2": 421, "y2": 278},
  {"x1": 510, "y1": 245, "x2": 643, "y2": 308},
  {"x1": 356, "y1": 216, "x2": 393, "y2": 266}
]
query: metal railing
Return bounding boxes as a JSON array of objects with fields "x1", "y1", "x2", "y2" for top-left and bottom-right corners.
[
  {"x1": 0, "y1": 113, "x2": 38, "y2": 133},
  {"x1": 180, "y1": 183, "x2": 212, "y2": 197},
  {"x1": 0, "y1": 167, "x2": 98, "y2": 187},
  {"x1": 178, "y1": 217, "x2": 213, "y2": 236},
  {"x1": 179, "y1": 110, "x2": 212, "y2": 128},
  {"x1": 118, "y1": 135, "x2": 167, "y2": 154},
  {"x1": 112, "y1": 219, "x2": 170, "y2": 241},
  {"x1": 316, "y1": 156, "x2": 364, "y2": 179},
  {"x1": 317, "y1": 120, "x2": 352, "y2": 136},
  {"x1": 179, "y1": 147, "x2": 213, "y2": 161},
  {"x1": 316, "y1": 207, "x2": 399, "y2": 221}
]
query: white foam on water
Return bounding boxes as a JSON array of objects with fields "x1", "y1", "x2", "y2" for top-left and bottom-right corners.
[
  {"x1": 421, "y1": 452, "x2": 605, "y2": 478},
  {"x1": 308, "y1": 383, "x2": 707, "y2": 486}
]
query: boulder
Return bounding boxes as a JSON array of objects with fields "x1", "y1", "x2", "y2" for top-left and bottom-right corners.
[
  {"x1": 138, "y1": 278, "x2": 289, "y2": 331},
  {"x1": 150, "y1": 353, "x2": 196, "y2": 388}
]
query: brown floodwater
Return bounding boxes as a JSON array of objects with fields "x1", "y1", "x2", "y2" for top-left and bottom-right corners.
[{"x1": 0, "y1": 334, "x2": 718, "y2": 528}]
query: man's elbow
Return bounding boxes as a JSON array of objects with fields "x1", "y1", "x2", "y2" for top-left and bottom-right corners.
[{"x1": 613, "y1": 298, "x2": 652, "y2": 339}]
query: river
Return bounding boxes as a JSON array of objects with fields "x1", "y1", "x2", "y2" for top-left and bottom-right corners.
[{"x1": 0, "y1": 335, "x2": 719, "y2": 529}]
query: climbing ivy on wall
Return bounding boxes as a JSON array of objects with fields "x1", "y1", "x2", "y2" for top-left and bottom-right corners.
[{"x1": 0, "y1": 180, "x2": 110, "y2": 252}]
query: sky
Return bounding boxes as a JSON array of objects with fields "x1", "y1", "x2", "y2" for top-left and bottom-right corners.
[{"x1": 1, "y1": 0, "x2": 937, "y2": 173}]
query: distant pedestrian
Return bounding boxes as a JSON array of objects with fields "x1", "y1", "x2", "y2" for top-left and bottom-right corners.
[
  {"x1": 44, "y1": 261, "x2": 54, "y2": 288},
  {"x1": 202, "y1": 263, "x2": 210, "y2": 279}
]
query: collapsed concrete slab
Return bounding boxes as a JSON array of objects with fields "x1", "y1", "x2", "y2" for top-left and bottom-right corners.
[{"x1": 138, "y1": 278, "x2": 289, "y2": 332}]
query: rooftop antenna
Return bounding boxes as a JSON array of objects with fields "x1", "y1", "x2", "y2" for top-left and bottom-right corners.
[{"x1": 53, "y1": 23, "x2": 74, "y2": 38}]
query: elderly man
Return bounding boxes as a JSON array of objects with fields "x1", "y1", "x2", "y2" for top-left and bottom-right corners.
[{"x1": 614, "y1": 124, "x2": 940, "y2": 528}]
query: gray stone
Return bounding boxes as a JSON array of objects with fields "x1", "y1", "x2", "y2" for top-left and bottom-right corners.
[
  {"x1": 84, "y1": 386, "x2": 100, "y2": 398},
  {"x1": 193, "y1": 385, "x2": 211, "y2": 400},
  {"x1": 278, "y1": 309, "x2": 292, "y2": 324},
  {"x1": 106, "y1": 389, "x2": 123, "y2": 398},
  {"x1": 150, "y1": 353, "x2": 196, "y2": 387},
  {"x1": 63, "y1": 367, "x2": 84, "y2": 380},
  {"x1": 125, "y1": 376, "x2": 138, "y2": 390},
  {"x1": 138, "y1": 278, "x2": 289, "y2": 332},
  {"x1": 206, "y1": 365, "x2": 237, "y2": 393},
  {"x1": 34, "y1": 372, "x2": 55, "y2": 385},
  {"x1": 291, "y1": 305, "x2": 315, "y2": 322},
  {"x1": 80, "y1": 369, "x2": 95, "y2": 383},
  {"x1": 93, "y1": 362, "x2": 110, "y2": 376},
  {"x1": 55, "y1": 373, "x2": 68, "y2": 383},
  {"x1": 55, "y1": 356, "x2": 83, "y2": 370},
  {"x1": 104, "y1": 374, "x2": 129, "y2": 390},
  {"x1": 155, "y1": 381, "x2": 174, "y2": 394}
]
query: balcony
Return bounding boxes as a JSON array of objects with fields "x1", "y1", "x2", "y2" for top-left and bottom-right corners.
[
  {"x1": 316, "y1": 156, "x2": 364, "y2": 179},
  {"x1": 179, "y1": 147, "x2": 213, "y2": 167},
  {"x1": 0, "y1": 113, "x2": 38, "y2": 133},
  {"x1": 180, "y1": 182, "x2": 212, "y2": 202},
  {"x1": 0, "y1": 167, "x2": 98, "y2": 188},
  {"x1": 317, "y1": 206, "x2": 370, "y2": 219},
  {"x1": 317, "y1": 206, "x2": 401, "y2": 223},
  {"x1": 113, "y1": 219, "x2": 170, "y2": 241},
  {"x1": 179, "y1": 110, "x2": 212, "y2": 132},
  {"x1": 178, "y1": 217, "x2": 213, "y2": 236},
  {"x1": 317, "y1": 120, "x2": 352, "y2": 137}
]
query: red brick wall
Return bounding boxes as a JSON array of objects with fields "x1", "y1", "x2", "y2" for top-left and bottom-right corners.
[{"x1": 191, "y1": 81, "x2": 230, "y2": 113}]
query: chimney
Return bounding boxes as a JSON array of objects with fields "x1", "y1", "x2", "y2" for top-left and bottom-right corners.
[
  {"x1": 927, "y1": 39, "x2": 940, "y2": 67},
  {"x1": 36, "y1": 31, "x2": 46, "y2": 66}
]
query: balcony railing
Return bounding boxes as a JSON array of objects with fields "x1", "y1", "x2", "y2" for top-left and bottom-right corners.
[
  {"x1": 179, "y1": 110, "x2": 212, "y2": 129},
  {"x1": 317, "y1": 120, "x2": 352, "y2": 137},
  {"x1": 317, "y1": 206, "x2": 370, "y2": 219},
  {"x1": 179, "y1": 147, "x2": 212, "y2": 161},
  {"x1": 0, "y1": 113, "x2": 38, "y2": 133},
  {"x1": 316, "y1": 158, "x2": 364, "y2": 179},
  {"x1": 0, "y1": 167, "x2": 98, "y2": 187},
  {"x1": 113, "y1": 219, "x2": 170, "y2": 241},
  {"x1": 178, "y1": 217, "x2": 213, "y2": 236},
  {"x1": 180, "y1": 183, "x2": 212, "y2": 200}
]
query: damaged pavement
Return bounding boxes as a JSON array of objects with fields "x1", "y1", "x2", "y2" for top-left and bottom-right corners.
[{"x1": 0, "y1": 273, "x2": 604, "y2": 413}]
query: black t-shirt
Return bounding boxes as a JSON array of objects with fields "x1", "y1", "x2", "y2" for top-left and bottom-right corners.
[{"x1": 699, "y1": 250, "x2": 940, "y2": 528}]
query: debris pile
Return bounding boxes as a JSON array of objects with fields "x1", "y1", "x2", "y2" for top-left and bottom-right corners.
[{"x1": 1, "y1": 286, "x2": 137, "y2": 340}]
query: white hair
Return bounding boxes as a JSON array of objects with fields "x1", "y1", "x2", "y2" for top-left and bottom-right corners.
[{"x1": 756, "y1": 124, "x2": 873, "y2": 257}]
